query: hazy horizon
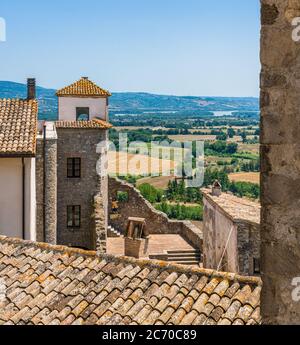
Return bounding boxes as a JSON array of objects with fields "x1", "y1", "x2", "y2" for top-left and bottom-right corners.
[{"x1": 0, "y1": 79, "x2": 259, "y2": 99}]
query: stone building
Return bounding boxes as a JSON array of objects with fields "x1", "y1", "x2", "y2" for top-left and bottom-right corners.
[
  {"x1": 0, "y1": 77, "x2": 112, "y2": 253},
  {"x1": 38, "y1": 77, "x2": 112, "y2": 252},
  {"x1": 202, "y1": 187, "x2": 260, "y2": 277}
]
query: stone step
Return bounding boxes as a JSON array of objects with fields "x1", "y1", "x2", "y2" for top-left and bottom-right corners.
[
  {"x1": 167, "y1": 249, "x2": 200, "y2": 255},
  {"x1": 167, "y1": 249, "x2": 201, "y2": 266},
  {"x1": 167, "y1": 256, "x2": 201, "y2": 262},
  {"x1": 168, "y1": 260, "x2": 200, "y2": 266},
  {"x1": 108, "y1": 225, "x2": 122, "y2": 237},
  {"x1": 168, "y1": 252, "x2": 201, "y2": 258}
]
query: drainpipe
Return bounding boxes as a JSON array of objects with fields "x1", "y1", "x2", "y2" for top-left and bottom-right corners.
[
  {"x1": 43, "y1": 123, "x2": 47, "y2": 242},
  {"x1": 22, "y1": 158, "x2": 25, "y2": 240}
]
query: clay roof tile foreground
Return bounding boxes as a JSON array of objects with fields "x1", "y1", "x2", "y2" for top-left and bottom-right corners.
[
  {"x1": 56, "y1": 77, "x2": 111, "y2": 97},
  {"x1": 0, "y1": 99, "x2": 38, "y2": 156},
  {"x1": 0, "y1": 236, "x2": 262, "y2": 325}
]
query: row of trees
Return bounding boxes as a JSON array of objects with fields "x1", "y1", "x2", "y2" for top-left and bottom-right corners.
[
  {"x1": 155, "y1": 203, "x2": 203, "y2": 221},
  {"x1": 203, "y1": 168, "x2": 260, "y2": 199},
  {"x1": 110, "y1": 112, "x2": 259, "y2": 129},
  {"x1": 166, "y1": 180, "x2": 202, "y2": 203},
  {"x1": 204, "y1": 141, "x2": 238, "y2": 155}
]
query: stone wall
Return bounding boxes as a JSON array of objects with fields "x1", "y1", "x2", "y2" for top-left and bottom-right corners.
[
  {"x1": 237, "y1": 222, "x2": 260, "y2": 277},
  {"x1": 94, "y1": 192, "x2": 107, "y2": 254},
  {"x1": 35, "y1": 138, "x2": 44, "y2": 243},
  {"x1": 35, "y1": 123, "x2": 57, "y2": 244},
  {"x1": 56, "y1": 128, "x2": 107, "y2": 250},
  {"x1": 261, "y1": 0, "x2": 300, "y2": 324},
  {"x1": 202, "y1": 191, "x2": 260, "y2": 276},
  {"x1": 203, "y1": 197, "x2": 238, "y2": 273},
  {"x1": 108, "y1": 177, "x2": 203, "y2": 250}
]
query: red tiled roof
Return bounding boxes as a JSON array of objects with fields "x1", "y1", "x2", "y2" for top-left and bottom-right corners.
[
  {"x1": 0, "y1": 236, "x2": 262, "y2": 325},
  {"x1": 55, "y1": 119, "x2": 113, "y2": 129},
  {"x1": 0, "y1": 99, "x2": 38, "y2": 156},
  {"x1": 56, "y1": 77, "x2": 111, "y2": 97}
]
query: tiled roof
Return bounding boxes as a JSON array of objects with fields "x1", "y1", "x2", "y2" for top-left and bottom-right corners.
[
  {"x1": 202, "y1": 189, "x2": 260, "y2": 225},
  {"x1": 0, "y1": 99, "x2": 38, "y2": 156},
  {"x1": 56, "y1": 77, "x2": 111, "y2": 97},
  {"x1": 55, "y1": 119, "x2": 113, "y2": 129},
  {"x1": 0, "y1": 236, "x2": 262, "y2": 325}
]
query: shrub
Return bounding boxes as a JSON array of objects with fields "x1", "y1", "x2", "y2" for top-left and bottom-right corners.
[
  {"x1": 155, "y1": 202, "x2": 203, "y2": 221},
  {"x1": 138, "y1": 183, "x2": 163, "y2": 203},
  {"x1": 117, "y1": 191, "x2": 129, "y2": 202}
]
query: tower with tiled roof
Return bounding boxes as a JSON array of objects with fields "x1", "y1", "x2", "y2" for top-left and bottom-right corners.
[
  {"x1": 35, "y1": 77, "x2": 111, "y2": 254},
  {"x1": 56, "y1": 77, "x2": 111, "y2": 122},
  {"x1": 54, "y1": 77, "x2": 110, "y2": 253}
]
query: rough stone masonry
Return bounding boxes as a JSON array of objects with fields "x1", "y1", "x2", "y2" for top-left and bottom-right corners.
[{"x1": 261, "y1": 0, "x2": 300, "y2": 324}]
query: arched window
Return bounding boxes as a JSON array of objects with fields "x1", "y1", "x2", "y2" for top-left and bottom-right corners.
[{"x1": 76, "y1": 107, "x2": 90, "y2": 121}]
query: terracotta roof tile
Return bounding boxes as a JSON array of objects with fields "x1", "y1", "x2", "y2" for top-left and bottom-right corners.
[
  {"x1": 202, "y1": 188, "x2": 260, "y2": 225},
  {"x1": 0, "y1": 236, "x2": 262, "y2": 325},
  {"x1": 0, "y1": 99, "x2": 37, "y2": 156},
  {"x1": 55, "y1": 118, "x2": 112, "y2": 129},
  {"x1": 56, "y1": 77, "x2": 111, "y2": 97}
]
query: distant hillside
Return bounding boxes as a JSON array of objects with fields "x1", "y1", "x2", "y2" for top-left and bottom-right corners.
[
  {"x1": 0, "y1": 81, "x2": 259, "y2": 120},
  {"x1": 0, "y1": 81, "x2": 58, "y2": 120}
]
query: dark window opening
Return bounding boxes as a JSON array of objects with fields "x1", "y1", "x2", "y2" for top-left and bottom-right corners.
[
  {"x1": 76, "y1": 107, "x2": 90, "y2": 121},
  {"x1": 253, "y1": 258, "x2": 260, "y2": 274},
  {"x1": 67, "y1": 205, "x2": 81, "y2": 228},
  {"x1": 67, "y1": 158, "x2": 81, "y2": 178}
]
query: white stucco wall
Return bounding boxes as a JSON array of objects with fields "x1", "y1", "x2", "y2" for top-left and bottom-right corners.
[
  {"x1": 203, "y1": 197, "x2": 238, "y2": 273},
  {"x1": 0, "y1": 158, "x2": 23, "y2": 238},
  {"x1": 0, "y1": 158, "x2": 36, "y2": 240},
  {"x1": 58, "y1": 97, "x2": 108, "y2": 121},
  {"x1": 24, "y1": 158, "x2": 36, "y2": 241}
]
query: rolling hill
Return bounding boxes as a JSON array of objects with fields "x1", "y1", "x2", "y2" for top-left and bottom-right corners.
[{"x1": 0, "y1": 81, "x2": 259, "y2": 120}]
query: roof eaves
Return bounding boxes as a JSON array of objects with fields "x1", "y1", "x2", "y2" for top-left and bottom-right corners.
[{"x1": 0, "y1": 235, "x2": 262, "y2": 287}]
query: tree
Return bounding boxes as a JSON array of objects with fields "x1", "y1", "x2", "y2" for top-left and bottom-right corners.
[
  {"x1": 241, "y1": 131, "x2": 247, "y2": 143},
  {"x1": 225, "y1": 142, "x2": 238, "y2": 154},
  {"x1": 227, "y1": 127, "x2": 236, "y2": 138},
  {"x1": 216, "y1": 133, "x2": 227, "y2": 141}
]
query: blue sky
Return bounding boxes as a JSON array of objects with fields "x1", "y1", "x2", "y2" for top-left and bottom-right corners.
[{"x1": 0, "y1": 0, "x2": 260, "y2": 97}]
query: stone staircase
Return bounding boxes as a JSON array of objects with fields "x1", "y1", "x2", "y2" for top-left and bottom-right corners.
[
  {"x1": 167, "y1": 249, "x2": 201, "y2": 266},
  {"x1": 107, "y1": 225, "x2": 122, "y2": 238}
]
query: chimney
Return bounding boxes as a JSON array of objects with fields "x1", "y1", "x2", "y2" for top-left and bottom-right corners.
[
  {"x1": 212, "y1": 180, "x2": 222, "y2": 197},
  {"x1": 124, "y1": 217, "x2": 149, "y2": 259},
  {"x1": 27, "y1": 78, "x2": 36, "y2": 100}
]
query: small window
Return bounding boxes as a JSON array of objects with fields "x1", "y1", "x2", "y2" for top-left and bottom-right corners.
[
  {"x1": 67, "y1": 158, "x2": 81, "y2": 178},
  {"x1": 67, "y1": 205, "x2": 81, "y2": 228},
  {"x1": 76, "y1": 107, "x2": 90, "y2": 121},
  {"x1": 253, "y1": 258, "x2": 260, "y2": 275}
]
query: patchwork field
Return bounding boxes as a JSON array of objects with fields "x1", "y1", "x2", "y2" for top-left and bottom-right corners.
[
  {"x1": 108, "y1": 151, "x2": 177, "y2": 176},
  {"x1": 137, "y1": 175, "x2": 175, "y2": 189},
  {"x1": 238, "y1": 143, "x2": 260, "y2": 154},
  {"x1": 229, "y1": 172, "x2": 260, "y2": 184},
  {"x1": 168, "y1": 134, "x2": 216, "y2": 142}
]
